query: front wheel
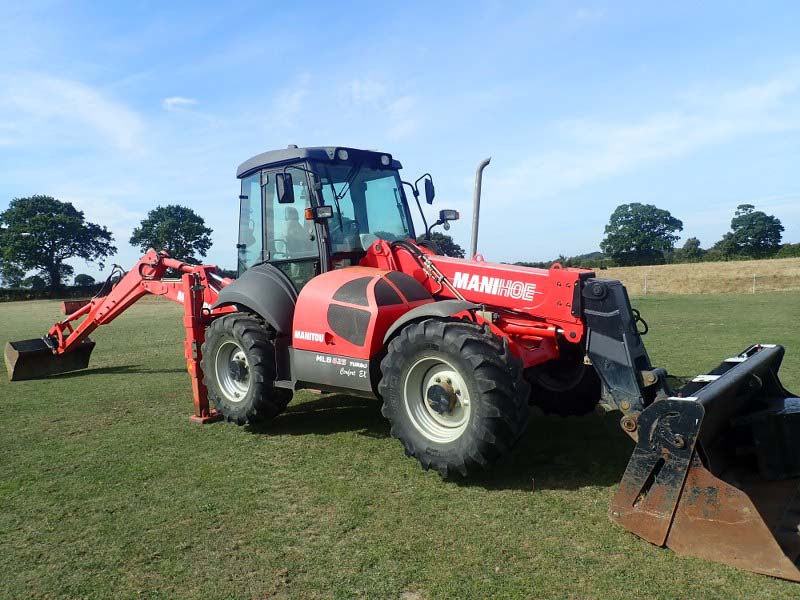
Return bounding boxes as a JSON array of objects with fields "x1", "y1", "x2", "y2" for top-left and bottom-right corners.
[
  {"x1": 200, "y1": 314, "x2": 291, "y2": 425},
  {"x1": 378, "y1": 319, "x2": 530, "y2": 477}
]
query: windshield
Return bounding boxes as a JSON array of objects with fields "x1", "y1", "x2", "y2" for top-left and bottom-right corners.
[{"x1": 318, "y1": 164, "x2": 413, "y2": 253}]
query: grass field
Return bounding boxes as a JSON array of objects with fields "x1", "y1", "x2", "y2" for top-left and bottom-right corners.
[
  {"x1": 1, "y1": 293, "x2": 799, "y2": 599},
  {"x1": 603, "y1": 256, "x2": 800, "y2": 296}
]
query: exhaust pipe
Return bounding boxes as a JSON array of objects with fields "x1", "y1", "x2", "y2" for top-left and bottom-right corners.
[{"x1": 470, "y1": 157, "x2": 491, "y2": 258}]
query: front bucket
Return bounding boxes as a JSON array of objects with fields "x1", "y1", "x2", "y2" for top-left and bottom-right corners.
[
  {"x1": 4, "y1": 338, "x2": 95, "y2": 381},
  {"x1": 611, "y1": 345, "x2": 800, "y2": 581},
  {"x1": 667, "y1": 455, "x2": 800, "y2": 581}
]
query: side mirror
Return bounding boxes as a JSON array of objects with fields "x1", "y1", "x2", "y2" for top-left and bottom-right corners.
[
  {"x1": 424, "y1": 178, "x2": 435, "y2": 204},
  {"x1": 438, "y1": 209, "x2": 459, "y2": 230},
  {"x1": 276, "y1": 173, "x2": 295, "y2": 204}
]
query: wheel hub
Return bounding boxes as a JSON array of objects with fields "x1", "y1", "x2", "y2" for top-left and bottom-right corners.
[
  {"x1": 403, "y1": 357, "x2": 471, "y2": 443},
  {"x1": 214, "y1": 342, "x2": 251, "y2": 403},
  {"x1": 426, "y1": 382, "x2": 457, "y2": 415},
  {"x1": 228, "y1": 357, "x2": 249, "y2": 382}
]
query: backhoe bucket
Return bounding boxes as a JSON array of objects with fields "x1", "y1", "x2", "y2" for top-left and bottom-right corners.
[
  {"x1": 610, "y1": 344, "x2": 800, "y2": 581},
  {"x1": 4, "y1": 338, "x2": 95, "y2": 381}
]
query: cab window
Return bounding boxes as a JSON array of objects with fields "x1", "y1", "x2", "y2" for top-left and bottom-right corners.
[
  {"x1": 264, "y1": 169, "x2": 318, "y2": 290},
  {"x1": 319, "y1": 165, "x2": 412, "y2": 254},
  {"x1": 237, "y1": 173, "x2": 263, "y2": 274}
]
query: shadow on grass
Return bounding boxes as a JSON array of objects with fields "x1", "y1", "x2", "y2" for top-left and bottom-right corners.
[
  {"x1": 51, "y1": 364, "x2": 186, "y2": 378},
  {"x1": 457, "y1": 411, "x2": 634, "y2": 492},
  {"x1": 247, "y1": 394, "x2": 390, "y2": 438},
  {"x1": 251, "y1": 393, "x2": 634, "y2": 492}
]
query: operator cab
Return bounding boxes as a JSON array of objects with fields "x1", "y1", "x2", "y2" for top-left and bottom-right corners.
[{"x1": 236, "y1": 146, "x2": 417, "y2": 290}]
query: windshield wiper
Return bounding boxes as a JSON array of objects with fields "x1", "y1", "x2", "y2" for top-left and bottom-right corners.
[
  {"x1": 322, "y1": 168, "x2": 345, "y2": 230},
  {"x1": 334, "y1": 164, "x2": 362, "y2": 201}
]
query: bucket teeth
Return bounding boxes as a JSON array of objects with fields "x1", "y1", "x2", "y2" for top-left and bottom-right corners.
[{"x1": 4, "y1": 338, "x2": 95, "y2": 381}]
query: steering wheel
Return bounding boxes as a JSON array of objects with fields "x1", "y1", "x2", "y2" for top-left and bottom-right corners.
[{"x1": 272, "y1": 239, "x2": 288, "y2": 259}]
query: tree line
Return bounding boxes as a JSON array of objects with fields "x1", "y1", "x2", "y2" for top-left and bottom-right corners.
[
  {"x1": 0, "y1": 195, "x2": 463, "y2": 294},
  {"x1": 516, "y1": 202, "x2": 795, "y2": 270},
  {"x1": 0, "y1": 196, "x2": 214, "y2": 293},
  {"x1": 0, "y1": 195, "x2": 795, "y2": 294}
]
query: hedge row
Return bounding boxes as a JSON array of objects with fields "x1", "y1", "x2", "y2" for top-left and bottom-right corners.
[{"x1": 0, "y1": 285, "x2": 104, "y2": 303}]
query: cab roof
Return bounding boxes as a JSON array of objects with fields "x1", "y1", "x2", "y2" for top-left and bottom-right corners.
[{"x1": 236, "y1": 146, "x2": 402, "y2": 178}]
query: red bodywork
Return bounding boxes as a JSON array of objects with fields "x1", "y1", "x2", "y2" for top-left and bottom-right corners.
[
  {"x1": 292, "y1": 266, "x2": 433, "y2": 359},
  {"x1": 44, "y1": 241, "x2": 593, "y2": 418},
  {"x1": 358, "y1": 240, "x2": 590, "y2": 368}
]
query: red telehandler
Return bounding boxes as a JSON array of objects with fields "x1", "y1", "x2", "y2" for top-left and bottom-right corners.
[{"x1": 5, "y1": 146, "x2": 800, "y2": 581}]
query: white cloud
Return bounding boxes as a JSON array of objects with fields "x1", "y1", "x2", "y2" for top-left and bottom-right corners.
[
  {"x1": 387, "y1": 96, "x2": 420, "y2": 139},
  {"x1": 336, "y1": 78, "x2": 421, "y2": 139},
  {"x1": 345, "y1": 79, "x2": 387, "y2": 106},
  {"x1": 267, "y1": 75, "x2": 311, "y2": 128},
  {"x1": 162, "y1": 96, "x2": 198, "y2": 111},
  {"x1": 0, "y1": 73, "x2": 145, "y2": 151},
  {"x1": 489, "y1": 75, "x2": 800, "y2": 202}
]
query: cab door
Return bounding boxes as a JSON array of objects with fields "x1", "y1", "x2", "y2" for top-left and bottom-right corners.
[
  {"x1": 262, "y1": 167, "x2": 321, "y2": 291},
  {"x1": 237, "y1": 172, "x2": 265, "y2": 274}
]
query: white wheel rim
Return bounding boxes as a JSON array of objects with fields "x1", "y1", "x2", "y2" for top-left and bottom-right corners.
[
  {"x1": 215, "y1": 340, "x2": 251, "y2": 403},
  {"x1": 403, "y1": 356, "x2": 471, "y2": 443}
]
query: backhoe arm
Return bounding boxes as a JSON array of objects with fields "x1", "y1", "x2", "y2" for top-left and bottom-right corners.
[
  {"x1": 46, "y1": 250, "x2": 230, "y2": 353},
  {"x1": 4, "y1": 249, "x2": 234, "y2": 422}
]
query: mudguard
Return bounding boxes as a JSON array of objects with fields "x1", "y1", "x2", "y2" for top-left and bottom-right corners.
[
  {"x1": 382, "y1": 299, "x2": 479, "y2": 343},
  {"x1": 213, "y1": 264, "x2": 297, "y2": 334}
]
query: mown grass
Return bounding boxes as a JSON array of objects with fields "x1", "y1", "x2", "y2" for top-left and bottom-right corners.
[{"x1": 1, "y1": 293, "x2": 798, "y2": 599}]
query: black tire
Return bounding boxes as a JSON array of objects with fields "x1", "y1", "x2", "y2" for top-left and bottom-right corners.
[
  {"x1": 200, "y1": 313, "x2": 291, "y2": 425},
  {"x1": 525, "y1": 353, "x2": 602, "y2": 417},
  {"x1": 378, "y1": 319, "x2": 530, "y2": 477}
]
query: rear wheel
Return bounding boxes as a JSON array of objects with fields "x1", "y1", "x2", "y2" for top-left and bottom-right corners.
[
  {"x1": 526, "y1": 346, "x2": 601, "y2": 417},
  {"x1": 200, "y1": 314, "x2": 291, "y2": 425},
  {"x1": 379, "y1": 319, "x2": 530, "y2": 477}
]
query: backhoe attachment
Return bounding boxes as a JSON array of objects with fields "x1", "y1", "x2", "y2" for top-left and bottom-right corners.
[{"x1": 3, "y1": 250, "x2": 234, "y2": 422}]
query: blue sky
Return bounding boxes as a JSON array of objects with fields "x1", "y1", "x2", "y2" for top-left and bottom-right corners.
[{"x1": 1, "y1": 1, "x2": 799, "y2": 277}]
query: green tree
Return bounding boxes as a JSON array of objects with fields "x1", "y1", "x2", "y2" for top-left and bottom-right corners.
[
  {"x1": 674, "y1": 237, "x2": 704, "y2": 262},
  {"x1": 729, "y1": 204, "x2": 783, "y2": 257},
  {"x1": 0, "y1": 260, "x2": 25, "y2": 287},
  {"x1": 0, "y1": 195, "x2": 115, "y2": 293},
  {"x1": 74, "y1": 274, "x2": 96, "y2": 286},
  {"x1": 707, "y1": 232, "x2": 738, "y2": 261},
  {"x1": 23, "y1": 275, "x2": 47, "y2": 290},
  {"x1": 600, "y1": 203, "x2": 683, "y2": 266},
  {"x1": 775, "y1": 243, "x2": 800, "y2": 258},
  {"x1": 129, "y1": 205, "x2": 213, "y2": 263},
  {"x1": 417, "y1": 232, "x2": 466, "y2": 258}
]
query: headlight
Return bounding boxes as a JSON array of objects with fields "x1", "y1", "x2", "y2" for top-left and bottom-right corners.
[
  {"x1": 380, "y1": 154, "x2": 391, "y2": 166},
  {"x1": 337, "y1": 149, "x2": 349, "y2": 160}
]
